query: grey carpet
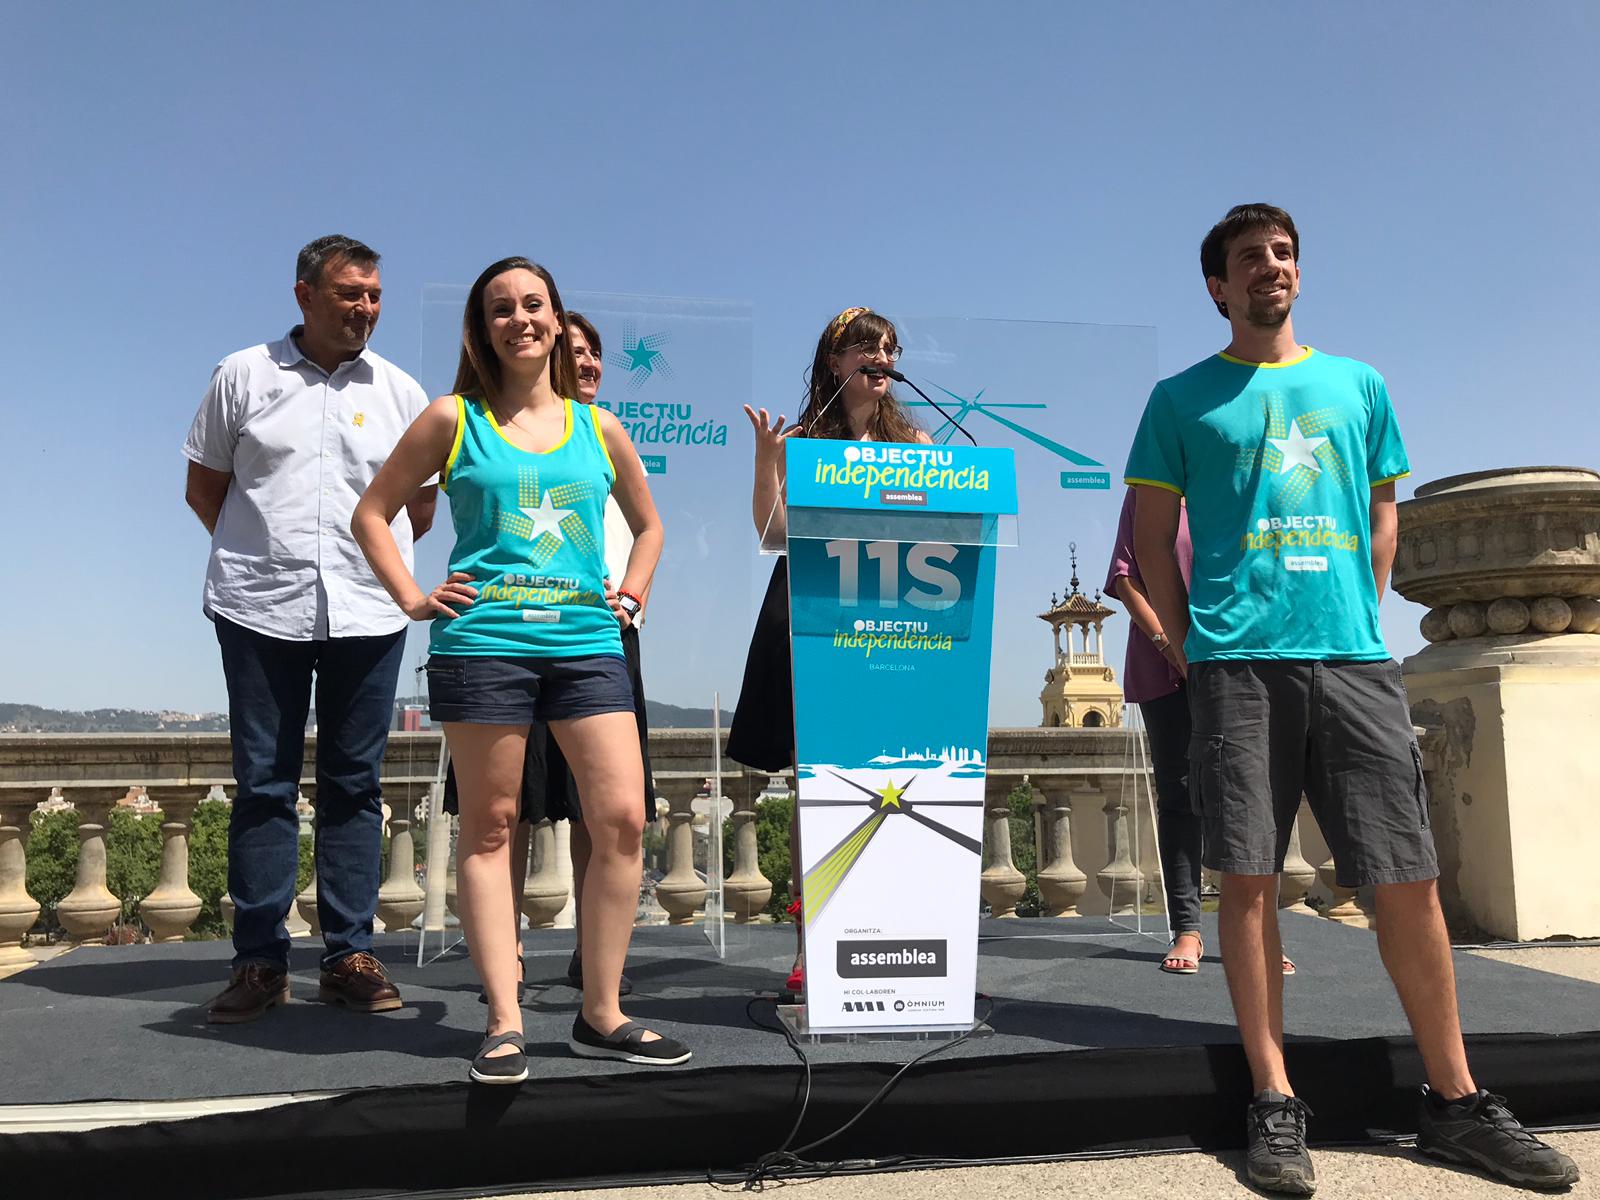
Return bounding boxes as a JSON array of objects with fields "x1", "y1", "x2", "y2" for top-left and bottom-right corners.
[{"x1": 1, "y1": 913, "x2": 1595, "y2": 1105}]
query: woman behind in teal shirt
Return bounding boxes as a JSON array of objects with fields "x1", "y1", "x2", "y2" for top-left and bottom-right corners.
[{"x1": 353, "y1": 257, "x2": 685, "y2": 1083}]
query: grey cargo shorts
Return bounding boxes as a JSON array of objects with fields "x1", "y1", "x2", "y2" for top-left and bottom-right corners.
[{"x1": 1187, "y1": 659, "x2": 1439, "y2": 889}]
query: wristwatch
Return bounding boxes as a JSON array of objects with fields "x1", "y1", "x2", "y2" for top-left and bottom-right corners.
[
  {"x1": 1149, "y1": 631, "x2": 1169, "y2": 651},
  {"x1": 616, "y1": 590, "x2": 643, "y2": 621}
]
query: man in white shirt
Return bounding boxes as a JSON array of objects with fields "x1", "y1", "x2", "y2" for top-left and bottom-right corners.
[{"x1": 184, "y1": 235, "x2": 434, "y2": 1023}]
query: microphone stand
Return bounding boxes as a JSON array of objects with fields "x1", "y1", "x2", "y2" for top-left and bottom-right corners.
[{"x1": 869, "y1": 366, "x2": 977, "y2": 446}]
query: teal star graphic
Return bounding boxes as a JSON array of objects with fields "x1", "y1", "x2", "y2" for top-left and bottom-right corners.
[
  {"x1": 622, "y1": 337, "x2": 662, "y2": 373},
  {"x1": 607, "y1": 322, "x2": 674, "y2": 392},
  {"x1": 901, "y1": 379, "x2": 1109, "y2": 487}
]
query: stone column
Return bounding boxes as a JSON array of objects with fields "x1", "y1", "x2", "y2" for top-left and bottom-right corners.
[
  {"x1": 1278, "y1": 803, "x2": 1318, "y2": 915},
  {"x1": 1393, "y1": 466, "x2": 1600, "y2": 938},
  {"x1": 980, "y1": 775, "x2": 1026, "y2": 918},
  {"x1": 376, "y1": 790, "x2": 425, "y2": 934},
  {"x1": 294, "y1": 788, "x2": 320, "y2": 936},
  {"x1": 553, "y1": 820, "x2": 576, "y2": 929},
  {"x1": 1034, "y1": 780, "x2": 1088, "y2": 918},
  {"x1": 1317, "y1": 853, "x2": 1366, "y2": 926},
  {"x1": 56, "y1": 788, "x2": 124, "y2": 943},
  {"x1": 521, "y1": 819, "x2": 569, "y2": 929},
  {"x1": 0, "y1": 792, "x2": 47, "y2": 966},
  {"x1": 726, "y1": 782, "x2": 773, "y2": 922},
  {"x1": 139, "y1": 788, "x2": 204, "y2": 942},
  {"x1": 1097, "y1": 783, "x2": 1143, "y2": 916},
  {"x1": 654, "y1": 776, "x2": 708, "y2": 925}
]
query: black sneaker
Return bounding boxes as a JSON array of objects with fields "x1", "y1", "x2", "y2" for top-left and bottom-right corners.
[
  {"x1": 567, "y1": 949, "x2": 633, "y2": 997},
  {"x1": 569, "y1": 1013, "x2": 691, "y2": 1065},
  {"x1": 1417, "y1": 1087, "x2": 1579, "y2": 1189},
  {"x1": 1247, "y1": 1091, "x2": 1317, "y2": 1195}
]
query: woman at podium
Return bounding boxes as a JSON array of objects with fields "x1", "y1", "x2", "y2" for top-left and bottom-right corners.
[{"x1": 729, "y1": 305, "x2": 931, "y2": 994}]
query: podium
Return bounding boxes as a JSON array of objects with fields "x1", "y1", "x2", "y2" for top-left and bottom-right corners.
[{"x1": 781, "y1": 439, "x2": 1018, "y2": 1036}]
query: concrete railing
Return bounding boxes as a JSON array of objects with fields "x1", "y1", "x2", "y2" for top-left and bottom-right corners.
[{"x1": 0, "y1": 727, "x2": 1442, "y2": 960}]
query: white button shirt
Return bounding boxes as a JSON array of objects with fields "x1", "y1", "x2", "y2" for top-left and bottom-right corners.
[{"x1": 183, "y1": 329, "x2": 432, "y2": 641}]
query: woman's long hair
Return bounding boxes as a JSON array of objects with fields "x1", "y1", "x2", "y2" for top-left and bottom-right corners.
[
  {"x1": 795, "y1": 309, "x2": 921, "y2": 442},
  {"x1": 451, "y1": 257, "x2": 580, "y2": 406}
]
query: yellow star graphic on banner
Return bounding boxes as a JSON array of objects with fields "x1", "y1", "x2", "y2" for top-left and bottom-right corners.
[{"x1": 875, "y1": 779, "x2": 906, "y2": 809}]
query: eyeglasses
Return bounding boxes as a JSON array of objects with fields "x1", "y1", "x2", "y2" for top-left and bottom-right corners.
[{"x1": 848, "y1": 342, "x2": 902, "y2": 362}]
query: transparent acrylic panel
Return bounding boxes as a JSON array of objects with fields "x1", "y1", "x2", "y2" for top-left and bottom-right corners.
[{"x1": 418, "y1": 285, "x2": 758, "y2": 960}]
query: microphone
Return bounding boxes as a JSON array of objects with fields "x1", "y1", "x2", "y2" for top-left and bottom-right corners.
[
  {"x1": 880, "y1": 366, "x2": 977, "y2": 446},
  {"x1": 801, "y1": 365, "x2": 865, "y2": 437}
]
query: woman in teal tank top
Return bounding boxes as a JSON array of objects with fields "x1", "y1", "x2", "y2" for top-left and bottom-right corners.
[{"x1": 353, "y1": 257, "x2": 687, "y2": 1082}]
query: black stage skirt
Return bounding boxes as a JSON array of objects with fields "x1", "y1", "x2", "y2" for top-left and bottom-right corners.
[
  {"x1": 441, "y1": 625, "x2": 655, "y2": 827},
  {"x1": 726, "y1": 557, "x2": 795, "y2": 773}
]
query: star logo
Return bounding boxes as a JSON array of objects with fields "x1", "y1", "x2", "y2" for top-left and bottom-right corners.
[
  {"x1": 875, "y1": 779, "x2": 906, "y2": 810},
  {"x1": 607, "y1": 322, "x2": 673, "y2": 393},
  {"x1": 521, "y1": 493, "x2": 574, "y2": 544},
  {"x1": 799, "y1": 769, "x2": 983, "y2": 923},
  {"x1": 1268, "y1": 417, "x2": 1329, "y2": 475},
  {"x1": 903, "y1": 380, "x2": 1109, "y2": 490}
]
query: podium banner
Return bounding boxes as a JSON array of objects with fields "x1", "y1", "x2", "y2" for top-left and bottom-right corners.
[{"x1": 787, "y1": 440, "x2": 1015, "y2": 1033}]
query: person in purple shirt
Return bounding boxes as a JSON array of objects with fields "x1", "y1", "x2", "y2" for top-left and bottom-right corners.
[{"x1": 1105, "y1": 488, "x2": 1295, "y2": 976}]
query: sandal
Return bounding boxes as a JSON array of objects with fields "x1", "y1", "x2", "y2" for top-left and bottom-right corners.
[
  {"x1": 469, "y1": 1030, "x2": 528, "y2": 1085},
  {"x1": 1282, "y1": 954, "x2": 1297, "y2": 976},
  {"x1": 477, "y1": 954, "x2": 525, "y2": 1006},
  {"x1": 783, "y1": 894, "x2": 804, "y2": 994},
  {"x1": 569, "y1": 1013, "x2": 692, "y2": 1065},
  {"x1": 567, "y1": 949, "x2": 633, "y2": 997},
  {"x1": 1160, "y1": 933, "x2": 1204, "y2": 975}
]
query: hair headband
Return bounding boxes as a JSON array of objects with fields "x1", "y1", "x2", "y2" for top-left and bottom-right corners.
[{"x1": 828, "y1": 306, "x2": 871, "y2": 346}]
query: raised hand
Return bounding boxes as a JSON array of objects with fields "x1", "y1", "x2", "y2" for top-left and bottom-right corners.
[{"x1": 743, "y1": 405, "x2": 800, "y2": 463}]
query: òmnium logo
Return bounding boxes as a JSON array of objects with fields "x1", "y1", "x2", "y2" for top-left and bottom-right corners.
[{"x1": 837, "y1": 939, "x2": 948, "y2": 979}]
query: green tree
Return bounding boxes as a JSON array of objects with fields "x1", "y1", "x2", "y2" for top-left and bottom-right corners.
[
  {"x1": 187, "y1": 799, "x2": 232, "y2": 939},
  {"x1": 723, "y1": 793, "x2": 795, "y2": 922},
  {"x1": 1006, "y1": 782, "x2": 1042, "y2": 917},
  {"x1": 105, "y1": 808, "x2": 162, "y2": 927},
  {"x1": 25, "y1": 809, "x2": 78, "y2": 934}
]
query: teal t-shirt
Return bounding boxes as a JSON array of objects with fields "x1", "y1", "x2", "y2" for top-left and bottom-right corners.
[{"x1": 1123, "y1": 348, "x2": 1409, "y2": 662}]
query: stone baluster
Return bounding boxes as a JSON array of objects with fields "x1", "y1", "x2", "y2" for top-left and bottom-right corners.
[
  {"x1": 376, "y1": 790, "x2": 425, "y2": 934},
  {"x1": 1098, "y1": 780, "x2": 1143, "y2": 915},
  {"x1": 726, "y1": 781, "x2": 773, "y2": 923},
  {"x1": 0, "y1": 792, "x2": 47, "y2": 966},
  {"x1": 1317, "y1": 852, "x2": 1366, "y2": 925},
  {"x1": 1278, "y1": 804, "x2": 1318, "y2": 914},
  {"x1": 521, "y1": 819, "x2": 569, "y2": 929},
  {"x1": 444, "y1": 815, "x2": 460, "y2": 921},
  {"x1": 294, "y1": 787, "x2": 321, "y2": 936},
  {"x1": 980, "y1": 775, "x2": 1026, "y2": 918},
  {"x1": 56, "y1": 788, "x2": 125, "y2": 943},
  {"x1": 654, "y1": 776, "x2": 708, "y2": 925},
  {"x1": 1035, "y1": 780, "x2": 1088, "y2": 918},
  {"x1": 139, "y1": 787, "x2": 204, "y2": 942}
]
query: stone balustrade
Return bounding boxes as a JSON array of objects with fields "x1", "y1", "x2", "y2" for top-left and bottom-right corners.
[{"x1": 0, "y1": 725, "x2": 1458, "y2": 959}]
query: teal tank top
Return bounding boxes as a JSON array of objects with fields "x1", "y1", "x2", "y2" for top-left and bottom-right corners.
[{"x1": 430, "y1": 394, "x2": 623, "y2": 659}]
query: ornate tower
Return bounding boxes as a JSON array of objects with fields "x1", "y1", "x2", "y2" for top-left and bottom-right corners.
[{"x1": 1038, "y1": 543, "x2": 1124, "y2": 728}]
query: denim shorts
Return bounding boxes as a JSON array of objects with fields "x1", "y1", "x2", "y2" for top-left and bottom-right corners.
[
  {"x1": 1187, "y1": 659, "x2": 1439, "y2": 889},
  {"x1": 425, "y1": 653, "x2": 634, "y2": 725}
]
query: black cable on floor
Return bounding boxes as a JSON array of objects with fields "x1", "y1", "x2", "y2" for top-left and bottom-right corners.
[{"x1": 731, "y1": 995, "x2": 997, "y2": 1190}]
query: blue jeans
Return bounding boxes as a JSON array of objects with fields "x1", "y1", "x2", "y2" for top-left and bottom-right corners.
[
  {"x1": 1140, "y1": 685, "x2": 1204, "y2": 934},
  {"x1": 215, "y1": 615, "x2": 406, "y2": 970}
]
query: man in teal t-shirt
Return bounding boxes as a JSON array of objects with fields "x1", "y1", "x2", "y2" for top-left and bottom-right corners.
[{"x1": 1126, "y1": 204, "x2": 1578, "y2": 1195}]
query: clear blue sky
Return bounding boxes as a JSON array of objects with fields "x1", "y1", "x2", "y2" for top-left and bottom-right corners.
[{"x1": 4, "y1": 2, "x2": 1596, "y2": 721}]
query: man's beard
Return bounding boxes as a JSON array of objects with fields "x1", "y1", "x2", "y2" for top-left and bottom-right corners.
[{"x1": 1244, "y1": 293, "x2": 1293, "y2": 329}]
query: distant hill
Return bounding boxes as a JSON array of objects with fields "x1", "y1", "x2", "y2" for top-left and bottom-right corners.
[
  {"x1": 0, "y1": 700, "x2": 727, "y2": 734},
  {"x1": 646, "y1": 700, "x2": 735, "y2": 729},
  {"x1": 0, "y1": 704, "x2": 230, "y2": 733}
]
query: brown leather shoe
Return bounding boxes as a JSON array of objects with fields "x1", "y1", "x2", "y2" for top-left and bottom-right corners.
[
  {"x1": 208, "y1": 963, "x2": 290, "y2": 1024},
  {"x1": 318, "y1": 951, "x2": 402, "y2": 1013}
]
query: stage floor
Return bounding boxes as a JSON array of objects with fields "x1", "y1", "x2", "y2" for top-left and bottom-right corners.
[{"x1": 4, "y1": 914, "x2": 1599, "y2": 1198}]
